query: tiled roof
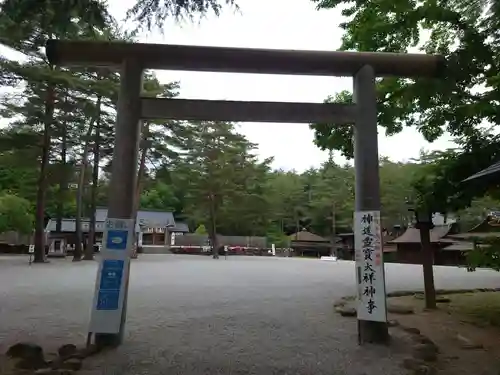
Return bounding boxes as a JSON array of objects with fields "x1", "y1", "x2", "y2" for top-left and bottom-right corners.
[
  {"x1": 45, "y1": 219, "x2": 106, "y2": 233},
  {"x1": 389, "y1": 225, "x2": 452, "y2": 244},
  {"x1": 447, "y1": 232, "x2": 500, "y2": 239},
  {"x1": 442, "y1": 241, "x2": 491, "y2": 251},
  {"x1": 442, "y1": 241, "x2": 475, "y2": 251},
  {"x1": 171, "y1": 222, "x2": 189, "y2": 233},
  {"x1": 466, "y1": 214, "x2": 500, "y2": 233},
  {"x1": 289, "y1": 230, "x2": 328, "y2": 242}
]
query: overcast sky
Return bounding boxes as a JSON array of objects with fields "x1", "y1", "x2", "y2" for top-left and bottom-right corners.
[{"x1": 2, "y1": 0, "x2": 456, "y2": 171}]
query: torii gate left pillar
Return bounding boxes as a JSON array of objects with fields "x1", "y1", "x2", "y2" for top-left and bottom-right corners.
[{"x1": 94, "y1": 59, "x2": 143, "y2": 347}]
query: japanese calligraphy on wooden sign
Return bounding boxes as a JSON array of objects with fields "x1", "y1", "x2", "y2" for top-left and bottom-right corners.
[{"x1": 354, "y1": 211, "x2": 387, "y2": 322}]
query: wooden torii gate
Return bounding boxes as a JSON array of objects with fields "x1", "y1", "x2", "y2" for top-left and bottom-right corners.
[{"x1": 46, "y1": 40, "x2": 445, "y2": 348}]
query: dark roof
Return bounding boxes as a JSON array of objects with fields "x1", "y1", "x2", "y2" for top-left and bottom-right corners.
[
  {"x1": 442, "y1": 241, "x2": 475, "y2": 251},
  {"x1": 45, "y1": 219, "x2": 106, "y2": 233},
  {"x1": 467, "y1": 214, "x2": 500, "y2": 233},
  {"x1": 463, "y1": 160, "x2": 500, "y2": 182},
  {"x1": 442, "y1": 241, "x2": 491, "y2": 251},
  {"x1": 171, "y1": 222, "x2": 189, "y2": 233},
  {"x1": 289, "y1": 230, "x2": 328, "y2": 242},
  {"x1": 447, "y1": 232, "x2": 500, "y2": 240},
  {"x1": 389, "y1": 225, "x2": 452, "y2": 244},
  {"x1": 95, "y1": 208, "x2": 175, "y2": 228},
  {"x1": 47, "y1": 209, "x2": 175, "y2": 233},
  {"x1": 447, "y1": 213, "x2": 500, "y2": 240}
]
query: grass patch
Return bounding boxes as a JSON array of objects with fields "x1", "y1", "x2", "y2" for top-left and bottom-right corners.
[{"x1": 446, "y1": 292, "x2": 500, "y2": 327}]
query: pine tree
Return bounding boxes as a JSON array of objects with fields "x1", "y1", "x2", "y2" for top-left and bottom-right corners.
[
  {"x1": 173, "y1": 121, "x2": 265, "y2": 258},
  {"x1": 0, "y1": 0, "x2": 113, "y2": 262}
]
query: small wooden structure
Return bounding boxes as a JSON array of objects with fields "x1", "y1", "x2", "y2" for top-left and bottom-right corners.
[
  {"x1": 44, "y1": 208, "x2": 182, "y2": 251},
  {"x1": 388, "y1": 224, "x2": 462, "y2": 265},
  {"x1": 289, "y1": 229, "x2": 331, "y2": 257}
]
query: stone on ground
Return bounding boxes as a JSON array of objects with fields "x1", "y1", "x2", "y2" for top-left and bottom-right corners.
[
  {"x1": 402, "y1": 326, "x2": 421, "y2": 335},
  {"x1": 413, "y1": 343, "x2": 438, "y2": 362},
  {"x1": 412, "y1": 335, "x2": 439, "y2": 352},
  {"x1": 387, "y1": 304, "x2": 414, "y2": 315},
  {"x1": 7, "y1": 343, "x2": 46, "y2": 370},
  {"x1": 336, "y1": 306, "x2": 357, "y2": 317},
  {"x1": 57, "y1": 344, "x2": 77, "y2": 359}
]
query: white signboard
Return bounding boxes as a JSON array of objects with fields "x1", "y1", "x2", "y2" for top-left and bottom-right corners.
[
  {"x1": 354, "y1": 211, "x2": 387, "y2": 322},
  {"x1": 88, "y1": 218, "x2": 134, "y2": 334}
]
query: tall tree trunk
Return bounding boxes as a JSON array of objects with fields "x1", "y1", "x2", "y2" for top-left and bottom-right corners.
[
  {"x1": 330, "y1": 202, "x2": 336, "y2": 257},
  {"x1": 419, "y1": 221, "x2": 437, "y2": 309},
  {"x1": 33, "y1": 82, "x2": 55, "y2": 263},
  {"x1": 56, "y1": 95, "x2": 68, "y2": 233},
  {"x1": 133, "y1": 123, "x2": 149, "y2": 218},
  {"x1": 74, "y1": 96, "x2": 101, "y2": 261},
  {"x1": 209, "y1": 193, "x2": 219, "y2": 259},
  {"x1": 83, "y1": 112, "x2": 101, "y2": 260},
  {"x1": 131, "y1": 121, "x2": 149, "y2": 259}
]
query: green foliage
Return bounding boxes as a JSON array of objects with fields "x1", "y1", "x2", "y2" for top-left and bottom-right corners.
[
  {"x1": 170, "y1": 121, "x2": 270, "y2": 238},
  {"x1": 195, "y1": 224, "x2": 208, "y2": 234},
  {"x1": 467, "y1": 237, "x2": 500, "y2": 272},
  {"x1": 127, "y1": 0, "x2": 238, "y2": 31},
  {"x1": 0, "y1": 0, "x2": 112, "y2": 56},
  {"x1": 311, "y1": 0, "x2": 499, "y2": 159},
  {"x1": 411, "y1": 134, "x2": 500, "y2": 214},
  {"x1": 311, "y1": 91, "x2": 354, "y2": 158},
  {"x1": 0, "y1": 193, "x2": 34, "y2": 234},
  {"x1": 456, "y1": 196, "x2": 500, "y2": 230},
  {"x1": 409, "y1": 141, "x2": 500, "y2": 273},
  {"x1": 266, "y1": 223, "x2": 289, "y2": 248},
  {"x1": 140, "y1": 182, "x2": 179, "y2": 211}
]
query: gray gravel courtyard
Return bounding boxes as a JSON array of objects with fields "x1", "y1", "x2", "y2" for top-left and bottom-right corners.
[{"x1": 2, "y1": 255, "x2": 500, "y2": 374}]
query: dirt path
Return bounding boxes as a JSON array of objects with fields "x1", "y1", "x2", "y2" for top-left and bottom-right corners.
[{"x1": 389, "y1": 295, "x2": 500, "y2": 375}]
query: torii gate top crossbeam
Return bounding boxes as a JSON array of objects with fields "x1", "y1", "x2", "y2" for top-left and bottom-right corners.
[{"x1": 46, "y1": 40, "x2": 445, "y2": 78}]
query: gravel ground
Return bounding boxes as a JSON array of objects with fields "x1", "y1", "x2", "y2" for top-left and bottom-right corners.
[{"x1": 2, "y1": 255, "x2": 500, "y2": 375}]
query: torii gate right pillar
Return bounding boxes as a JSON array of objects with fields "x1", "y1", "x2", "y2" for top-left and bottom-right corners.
[{"x1": 353, "y1": 65, "x2": 389, "y2": 344}]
